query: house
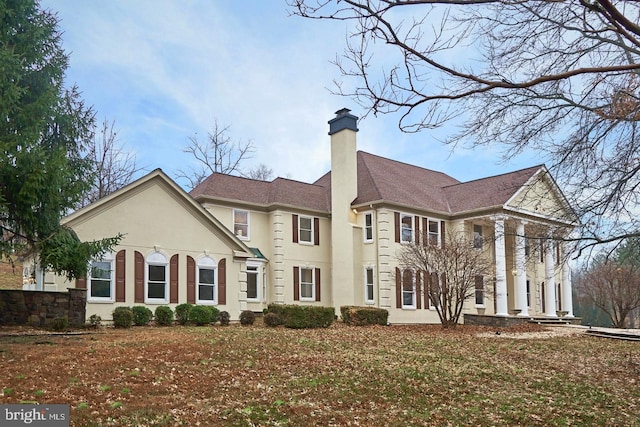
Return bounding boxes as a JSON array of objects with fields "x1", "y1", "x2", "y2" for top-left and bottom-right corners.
[{"x1": 48, "y1": 108, "x2": 577, "y2": 323}]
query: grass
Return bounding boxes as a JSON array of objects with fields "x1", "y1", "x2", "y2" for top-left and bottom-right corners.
[{"x1": 0, "y1": 323, "x2": 638, "y2": 426}]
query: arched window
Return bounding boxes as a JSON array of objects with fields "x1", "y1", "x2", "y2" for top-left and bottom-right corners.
[
  {"x1": 146, "y1": 251, "x2": 168, "y2": 303},
  {"x1": 88, "y1": 252, "x2": 114, "y2": 302},
  {"x1": 197, "y1": 256, "x2": 217, "y2": 304}
]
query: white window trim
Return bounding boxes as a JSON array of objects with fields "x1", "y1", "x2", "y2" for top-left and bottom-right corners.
[
  {"x1": 87, "y1": 253, "x2": 115, "y2": 303},
  {"x1": 364, "y1": 267, "x2": 375, "y2": 304},
  {"x1": 196, "y1": 256, "x2": 217, "y2": 305},
  {"x1": 401, "y1": 269, "x2": 416, "y2": 309},
  {"x1": 233, "y1": 209, "x2": 250, "y2": 240},
  {"x1": 298, "y1": 215, "x2": 314, "y2": 245},
  {"x1": 145, "y1": 251, "x2": 169, "y2": 304},
  {"x1": 299, "y1": 267, "x2": 316, "y2": 301},
  {"x1": 400, "y1": 213, "x2": 414, "y2": 244},
  {"x1": 246, "y1": 261, "x2": 262, "y2": 302},
  {"x1": 427, "y1": 219, "x2": 440, "y2": 246},
  {"x1": 363, "y1": 211, "x2": 374, "y2": 243}
]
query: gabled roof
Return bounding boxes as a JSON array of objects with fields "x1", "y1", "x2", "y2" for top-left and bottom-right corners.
[
  {"x1": 190, "y1": 152, "x2": 564, "y2": 220},
  {"x1": 63, "y1": 169, "x2": 254, "y2": 257},
  {"x1": 443, "y1": 165, "x2": 543, "y2": 214},
  {"x1": 190, "y1": 173, "x2": 330, "y2": 212}
]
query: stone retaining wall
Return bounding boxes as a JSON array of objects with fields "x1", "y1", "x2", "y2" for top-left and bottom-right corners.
[{"x1": 0, "y1": 289, "x2": 86, "y2": 327}]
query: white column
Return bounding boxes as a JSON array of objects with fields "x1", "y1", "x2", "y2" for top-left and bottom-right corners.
[
  {"x1": 493, "y1": 216, "x2": 509, "y2": 316},
  {"x1": 515, "y1": 220, "x2": 529, "y2": 316},
  {"x1": 544, "y1": 237, "x2": 557, "y2": 317},
  {"x1": 562, "y1": 253, "x2": 574, "y2": 317}
]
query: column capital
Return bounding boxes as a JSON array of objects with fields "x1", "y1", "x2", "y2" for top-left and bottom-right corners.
[{"x1": 490, "y1": 214, "x2": 508, "y2": 222}]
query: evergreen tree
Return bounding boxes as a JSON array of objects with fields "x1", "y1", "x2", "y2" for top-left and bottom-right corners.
[{"x1": 0, "y1": 0, "x2": 120, "y2": 279}]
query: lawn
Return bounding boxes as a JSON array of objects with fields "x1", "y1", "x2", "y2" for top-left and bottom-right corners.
[{"x1": 0, "y1": 323, "x2": 639, "y2": 426}]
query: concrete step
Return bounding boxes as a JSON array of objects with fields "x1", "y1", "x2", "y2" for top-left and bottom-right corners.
[{"x1": 584, "y1": 329, "x2": 640, "y2": 342}]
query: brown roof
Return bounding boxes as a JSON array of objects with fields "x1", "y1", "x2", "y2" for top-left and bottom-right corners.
[
  {"x1": 190, "y1": 152, "x2": 542, "y2": 216},
  {"x1": 190, "y1": 173, "x2": 330, "y2": 212}
]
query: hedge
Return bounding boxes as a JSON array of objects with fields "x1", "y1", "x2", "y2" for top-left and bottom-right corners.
[
  {"x1": 340, "y1": 306, "x2": 389, "y2": 326},
  {"x1": 267, "y1": 304, "x2": 334, "y2": 329}
]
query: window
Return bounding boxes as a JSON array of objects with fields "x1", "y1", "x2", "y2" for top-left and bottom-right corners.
[
  {"x1": 401, "y1": 214, "x2": 414, "y2": 243},
  {"x1": 234, "y1": 209, "x2": 249, "y2": 239},
  {"x1": 364, "y1": 212, "x2": 374, "y2": 242},
  {"x1": 365, "y1": 267, "x2": 374, "y2": 304},
  {"x1": 88, "y1": 254, "x2": 114, "y2": 301},
  {"x1": 299, "y1": 216, "x2": 313, "y2": 244},
  {"x1": 428, "y1": 220, "x2": 439, "y2": 246},
  {"x1": 402, "y1": 269, "x2": 415, "y2": 308},
  {"x1": 146, "y1": 252, "x2": 168, "y2": 303},
  {"x1": 246, "y1": 263, "x2": 260, "y2": 301},
  {"x1": 300, "y1": 267, "x2": 315, "y2": 300},
  {"x1": 473, "y1": 224, "x2": 483, "y2": 249},
  {"x1": 474, "y1": 275, "x2": 485, "y2": 306},
  {"x1": 197, "y1": 256, "x2": 217, "y2": 304},
  {"x1": 524, "y1": 237, "x2": 530, "y2": 256},
  {"x1": 526, "y1": 280, "x2": 531, "y2": 307}
]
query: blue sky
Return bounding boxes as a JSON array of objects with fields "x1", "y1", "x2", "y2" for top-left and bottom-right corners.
[{"x1": 41, "y1": 0, "x2": 540, "y2": 189}]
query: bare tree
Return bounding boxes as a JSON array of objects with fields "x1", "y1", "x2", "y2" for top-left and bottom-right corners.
[
  {"x1": 246, "y1": 163, "x2": 274, "y2": 181},
  {"x1": 177, "y1": 120, "x2": 255, "y2": 189},
  {"x1": 290, "y1": 0, "x2": 640, "y2": 252},
  {"x1": 397, "y1": 230, "x2": 492, "y2": 328},
  {"x1": 577, "y1": 256, "x2": 640, "y2": 328},
  {"x1": 78, "y1": 118, "x2": 142, "y2": 209}
]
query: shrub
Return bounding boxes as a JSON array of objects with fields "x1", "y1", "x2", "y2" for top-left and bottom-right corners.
[
  {"x1": 51, "y1": 316, "x2": 68, "y2": 332},
  {"x1": 208, "y1": 306, "x2": 220, "y2": 324},
  {"x1": 239, "y1": 310, "x2": 256, "y2": 326},
  {"x1": 263, "y1": 312, "x2": 281, "y2": 327},
  {"x1": 112, "y1": 307, "x2": 133, "y2": 328},
  {"x1": 154, "y1": 306, "x2": 174, "y2": 326},
  {"x1": 340, "y1": 306, "x2": 389, "y2": 326},
  {"x1": 132, "y1": 306, "x2": 153, "y2": 326},
  {"x1": 175, "y1": 303, "x2": 192, "y2": 325},
  {"x1": 266, "y1": 304, "x2": 334, "y2": 329},
  {"x1": 189, "y1": 305, "x2": 212, "y2": 325},
  {"x1": 219, "y1": 311, "x2": 230, "y2": 326},
  {"x1": 87, "y1": 314, "x2": 102, "y2": 329}
]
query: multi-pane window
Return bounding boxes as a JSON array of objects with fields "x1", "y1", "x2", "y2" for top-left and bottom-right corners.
[
  {"x1": 234, "y1": 209, "x2": 249, "y2": 239},
  {"x1": 89, "y1": 255, "x2": 113, "y2": 301},
  {"x1": 364, "y1": 212, "x2": 374, "y2": 242},
  {"x1": 474, "y1": 275, "x2": 485, "y2": 306},
  {"x1": 299, "y1": 216, "x2": 313, "y2": 244},
  {"x1": 428, "y1": 220, "x2": 439, "y2": 246},
  {"x1": 197, "y1": 256, "x2": 216, "y2": 304},
  {"x1": 401, "y1": 214, "x2": 413, "y2": 243},
  {"x1": 246, "y1": 265, "x2": 259, "y2": 300},
  {"x1": 365, "y1": 267, "x2": 374, "y2": 303},
  {"x1": 300, "y1": 267, "x2": 315, "y2": 300},
  {"x1": 146, "y1": 252, "x2": 168, "y2": 303},
  {"x1": 526, "y1": 280, "x2": 531, "y2": 307},
  {"x1": 402, "y1": 269, "x2": 415, "y2": 308},
  {"x1": 473, "y1": 224, "x2": 484, "y2": 249}
]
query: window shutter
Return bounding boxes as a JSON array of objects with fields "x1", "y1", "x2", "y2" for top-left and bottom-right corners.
[
  {"x1": 414, "y1": 216, "x2": 420, "y2": 245},
  {"x1": 134, "y1": 251, "x2": 144, "y2": 303},
  {"x1": 422, "y1": 218, "x2": 428, "y2": 246},
  {"x1": 170, "y1": 254, "x2": 179, "y2": 304},
  {"x1": 187, "y1": 256, "x2": 196, "y2": 304},
  {"x1": 218, "y1": 258, "x2": 226, "y2": 305},
  {"x1": 292, "y1": 214, "x2": 299, "y2": 243},
  {"x1": 441, "y1": 272, "x2": 447, "y2": 308},
  {"x1": 293, "y1": 266, "x2": 300, "y2": 301},
  {"x1": 395, "y1": 267, "x2": 401, "y2": 308},
  {"x1": 315, "y1": 268, "x2": 321, "y2": 301},
  {"x1": 424, "y1": 272, "x2": 431, "y2": 309},
  {"x1": 115, "y1": 250, "x2": 126, "y2": 302},
  {"x1": 75, "y1": 276, "x2": 86, "y2": 289},
  {"x1": 416, "y1": 271, "x2": 422, "y2": 309},
  {"x1": 440, "y1": 221, "x2": 446, "y2": 248},
  {"x1": 314, "y1": 217, "x2": 320, "y2": 246},
  {"x1": 394, "y1": 212, "x2": 400, "y2": 243}
]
